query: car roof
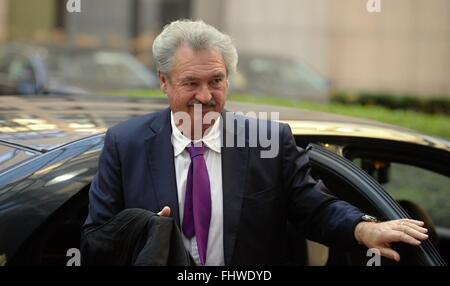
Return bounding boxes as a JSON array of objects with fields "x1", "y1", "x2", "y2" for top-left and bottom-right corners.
[
  {"x1": 0, "y1": 96, "x2": 166, "y2": 151},
  {"x1": 0, "y1": 95, "x2": 449, "y2": 152}
]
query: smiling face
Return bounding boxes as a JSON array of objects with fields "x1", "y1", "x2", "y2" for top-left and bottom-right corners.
[{"x1": 159, "y1": 45, "x2": 228, "y2": 138}]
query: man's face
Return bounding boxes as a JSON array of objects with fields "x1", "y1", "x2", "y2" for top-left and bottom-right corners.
[{"x1": 159, "y1": 45, "x2": 228, "y2": 137}]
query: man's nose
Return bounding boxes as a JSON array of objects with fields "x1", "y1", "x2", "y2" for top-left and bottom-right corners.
[{"x1": 195, "y1": 83, "x2": 212, "y2": 104}]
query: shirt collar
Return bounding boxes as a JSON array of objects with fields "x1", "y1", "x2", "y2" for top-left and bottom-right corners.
[{"x1": 170, "y1": 111, "x2": 222, "y2": 157}]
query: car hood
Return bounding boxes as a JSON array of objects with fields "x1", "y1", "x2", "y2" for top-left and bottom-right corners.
[
  {"x1": 0, "y1": 95, "x2": 168, "y2": 152},
  {"x1": 1, "y1": 95, "x2": 448, "y2": 153}
]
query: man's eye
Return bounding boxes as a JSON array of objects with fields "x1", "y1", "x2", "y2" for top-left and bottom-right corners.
[
  {"x1": 184, "y1": 82, "x2": 196, "y2": 87},
  {"x1": 211, "y1": 78, "x2": 223, "y2": 86}
]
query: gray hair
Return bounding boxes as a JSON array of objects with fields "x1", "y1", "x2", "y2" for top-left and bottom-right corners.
[{"x1": 152, "y1": 19, "x2": 238, "y2": 76}]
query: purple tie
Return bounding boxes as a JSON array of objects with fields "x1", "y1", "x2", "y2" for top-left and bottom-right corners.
[{"x1": 182, "y1": 144, "x2": 211, "y2": 265}]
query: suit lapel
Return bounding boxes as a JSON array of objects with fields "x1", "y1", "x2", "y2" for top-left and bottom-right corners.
[
  {"x1": 221, "y1": 111, "x2": 249, "y2": 265},
  {"x1": 144, "y1": 108, "x2": 180, "y2": 226}
]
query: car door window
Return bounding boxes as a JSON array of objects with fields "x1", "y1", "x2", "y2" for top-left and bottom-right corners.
[
  {"x1": 1, "y1": 54, "x2": 36, "y2": 94},
  {"x1": 353, "y1": 159, "x2": 450, "y2": 229},
  {"x1": 8, "y1": 56, "x2": 34, "y2": 81},
  {"x1": 306, "y1": 144, "x2": 445, "y2": 266}
]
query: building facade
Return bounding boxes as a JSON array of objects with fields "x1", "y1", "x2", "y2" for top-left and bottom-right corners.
[{"x1": 1, "y1": 0, "x2": 449, "y2": 96}]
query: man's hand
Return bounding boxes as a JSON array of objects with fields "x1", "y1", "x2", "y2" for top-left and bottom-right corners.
[
  {"x1": 158, "y1": 206, "x2": 171, "y2": 217},
  {"x1": 354, "y1": 218, "x2": 429, "y2": 262}
]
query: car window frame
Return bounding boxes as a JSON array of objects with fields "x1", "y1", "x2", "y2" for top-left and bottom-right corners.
[{"x1": 306, "y1": 143, "x2": 446, "y2": 266}]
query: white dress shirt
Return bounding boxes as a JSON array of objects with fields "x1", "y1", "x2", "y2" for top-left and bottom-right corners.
[{"x1": 170, "y1": 112, "x2": 224, "y2": 266}]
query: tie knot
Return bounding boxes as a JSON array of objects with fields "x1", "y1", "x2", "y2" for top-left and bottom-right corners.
[{"x1": 186, "y1": 145, "x2": 204, "y2": 158}]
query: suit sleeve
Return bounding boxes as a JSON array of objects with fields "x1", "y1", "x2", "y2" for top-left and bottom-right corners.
[
  {"x1": 281, "y1": 123, "x2": 364, "y2": 249},
  {"x1": 83, "y1": 128, "x2": 124, "y2": 230}
]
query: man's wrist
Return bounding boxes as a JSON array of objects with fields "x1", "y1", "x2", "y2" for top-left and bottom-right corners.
[
  {"x1": 354, "y1": 221, "x2": 376, "y2": 245},
  {"x1": 355, "y1": 214, "x2": 380, "y2": 244}
]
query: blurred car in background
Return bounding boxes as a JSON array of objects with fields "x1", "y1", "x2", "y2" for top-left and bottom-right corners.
[
  {"x1": 230, "y1": 52, "x2": 331, "y2": 102},
  {"x1": 0, "y1": 95, "x2": 448, "y2": 266},
  {"x1": 0, "y1": 43, "x2": 159, "y2": 96}
]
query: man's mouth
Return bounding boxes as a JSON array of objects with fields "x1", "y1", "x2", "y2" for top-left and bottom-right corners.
[{"x1": 190, "y1": 105, "x2": 214, "y2": 112}]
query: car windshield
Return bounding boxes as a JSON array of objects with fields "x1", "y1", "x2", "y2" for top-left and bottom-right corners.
[{"x1": 45, "y1": 49, "x2": 157, "y2": 92}]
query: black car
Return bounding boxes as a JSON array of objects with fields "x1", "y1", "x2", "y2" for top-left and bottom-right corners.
[{"x1": 0, "y1": 95, "x2": 448, "y2": 266}]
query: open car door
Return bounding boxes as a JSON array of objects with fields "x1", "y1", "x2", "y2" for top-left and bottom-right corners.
[{"x1": 305, "y1": 144, "x2": 446, "y2": 266}]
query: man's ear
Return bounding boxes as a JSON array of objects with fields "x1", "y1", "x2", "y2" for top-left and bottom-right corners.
[{"x1": 158, "y1": 70, "x2": 168, "y2": 93}]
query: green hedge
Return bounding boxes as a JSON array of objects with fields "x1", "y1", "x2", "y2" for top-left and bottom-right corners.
[{"x1": 331, "y1": 91, "x2": 450, "y2": 115}]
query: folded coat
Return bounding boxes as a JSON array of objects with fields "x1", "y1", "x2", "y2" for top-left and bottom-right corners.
[{"x1": 81, "y1": 208, "x2": 193, "y2": 266}]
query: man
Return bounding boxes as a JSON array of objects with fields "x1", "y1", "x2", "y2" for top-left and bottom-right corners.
[{"x1": 84, "y1": 20, "x2": 429, "y2": 265}]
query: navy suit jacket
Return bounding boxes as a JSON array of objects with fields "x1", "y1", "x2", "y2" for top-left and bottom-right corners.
[{"x1": 84, "y1": 108, "x2": 364, "y2": 265}]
